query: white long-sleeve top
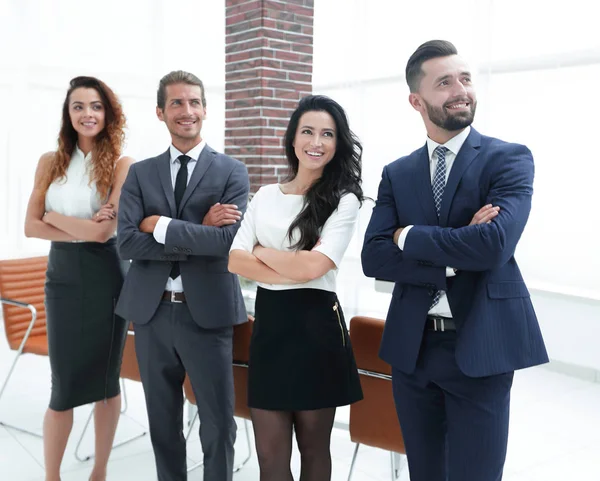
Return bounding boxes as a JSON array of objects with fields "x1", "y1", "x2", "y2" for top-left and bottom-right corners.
[{"x1": 230, "y1": 183, "x2": 360, "y2": 292}]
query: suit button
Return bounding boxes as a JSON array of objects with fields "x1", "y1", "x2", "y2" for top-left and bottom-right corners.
[
  {"x1": 173, "y1": 247, "x2": 179, "y2": 252},
  {"x1": 428, "y1": 289, "x2": 436, "y2": 296}
]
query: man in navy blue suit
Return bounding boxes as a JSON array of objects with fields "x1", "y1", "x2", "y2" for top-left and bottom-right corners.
[{"x1": 361, "y1": 40, "x2": 548, "y2": 481}]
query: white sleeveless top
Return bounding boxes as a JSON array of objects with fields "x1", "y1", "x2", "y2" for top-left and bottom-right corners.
[{"x1": 45, "y1": 146, "x2": 104, "y2": 218}]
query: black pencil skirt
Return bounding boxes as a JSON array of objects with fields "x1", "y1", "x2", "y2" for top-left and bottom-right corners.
[
  {"x1": 45, "y1": 238, "x2": 128, "y2": 411},
  {"x1": 248, "y1": 287, "x2": 363, "y2": 411}
]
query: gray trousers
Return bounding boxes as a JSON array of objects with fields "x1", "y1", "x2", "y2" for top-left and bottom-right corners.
[{"x1": 134, "y1": 301, "x2": 236, "y2": 481}]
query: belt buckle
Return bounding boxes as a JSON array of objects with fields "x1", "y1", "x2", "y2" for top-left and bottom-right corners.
[
  {"x1": 433, "y1": 317, "x2": 445, "y2": 332},
  {"x1": 171, "y1": 291, "x2": 183, "y2": 304}
]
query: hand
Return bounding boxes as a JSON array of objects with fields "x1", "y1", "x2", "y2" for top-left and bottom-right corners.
[
  {"x1": 393, "y1": 227, "x2": 404, "y2": 245},
  {"x1": 139, "y1": 215, "x2": 160, "y2": 233},
  {"x1": 93, "y1": 203, "x2": 116, "y2": 222},
  {"x1": 247, "y1": 314, "x2": 255, "y2": 322},
  {"x1": 469, "y1": 204, "x2": 500, "y2": 226},
  {"x1": 202, "y1": 203, "x2": 241, "y2": 227}
]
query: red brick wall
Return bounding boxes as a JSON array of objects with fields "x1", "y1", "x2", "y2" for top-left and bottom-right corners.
[{"x1": 225, "y1": 0, "x2": 314, "y2": 193}]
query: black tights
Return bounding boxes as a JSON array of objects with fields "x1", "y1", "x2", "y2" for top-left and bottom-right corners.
[{"x1": 250, "y1": 407, "x2": 336, "y2": 481}]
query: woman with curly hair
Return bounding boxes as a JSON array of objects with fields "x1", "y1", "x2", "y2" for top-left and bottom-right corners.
[
  {"x1": 229, "y1": 95, "x2": 364, "y2": 481},
  {"x1": 24, "y1": 76, "x2": 134, "y2": 481}
]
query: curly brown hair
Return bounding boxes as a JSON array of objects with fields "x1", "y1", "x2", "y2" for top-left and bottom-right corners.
[{"x1": 41, "y1": 76, "x2": 126, "y2": 201}]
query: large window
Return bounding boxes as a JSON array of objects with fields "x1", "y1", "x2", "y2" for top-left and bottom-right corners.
[
  {"x1": 0, "y1": 0, "x2": 225, "y2": 257},
  {"x1": 313, "y1": 0, "x2": 600, "y2": 299},
  {"x1": 1, "y1": 1, "x2": 598, "y2": 299}
]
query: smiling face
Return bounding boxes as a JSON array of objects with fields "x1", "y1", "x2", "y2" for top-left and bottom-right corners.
[
  {"x1": 156, "y1": 82, "x2": 206, "y2": 151},
  {"x1": 293, "y1": 110, "x2": 337, "y2": 175},
  {"x1": 409, "y1": 54, "x2": 476, "y2": 142},
  {"x1": 68, "y1": 87, "x2": 106, "y2": 140}
]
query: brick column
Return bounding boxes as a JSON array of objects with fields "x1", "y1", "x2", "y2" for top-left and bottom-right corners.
[{"x1": 225, "y1": 0, "x2": 314, "y2": 193}]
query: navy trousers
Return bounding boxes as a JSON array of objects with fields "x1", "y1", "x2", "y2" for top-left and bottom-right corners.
[{"x1": 392, "y1": 330, "x2": 514, "y2": 481}]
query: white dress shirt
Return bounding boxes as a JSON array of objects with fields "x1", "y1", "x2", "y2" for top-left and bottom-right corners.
[
  {"x1": 397, "y1": 126, "x2": 471, "y2": 317},
  {"x1": 153, "y1": 140, "x2": 206, "y2": 292}
]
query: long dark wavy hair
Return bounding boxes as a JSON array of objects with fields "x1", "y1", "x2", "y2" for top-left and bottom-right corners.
[
  {"x1": 41, "y1": 76, "x2": 126, "y2": 201},
  {"x1": 284, "y1": 95, "x2": 364, "y2": 251}
]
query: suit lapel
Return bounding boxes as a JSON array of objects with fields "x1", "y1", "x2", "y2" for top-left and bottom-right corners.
[
  {"x1": 439, "y1": 128, "x2": 482, "y2": 226},
  {"x1": 156, "y1": 149, "x2": 176, "y2": 217},
  {"x1": 412, "y1": 146, "x2": 439, "y2": 225},
  {"x1": 178, "y1": 145, "x2": 215, "y2": 216}
]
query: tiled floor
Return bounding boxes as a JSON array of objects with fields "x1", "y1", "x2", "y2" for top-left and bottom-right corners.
[
  {"x1": 2, "y1": 349, "x2": 600, "y2": 481},
  {"x1": 1, "y1": 260, "x2": 600, "y2": 480}
]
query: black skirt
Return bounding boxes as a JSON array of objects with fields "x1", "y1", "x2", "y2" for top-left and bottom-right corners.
[
  {"x1": 45, "y1": 238, "x2": 128, "y2": 411},
  {"x1": 248, "y1": 287, "x2": 363, "y2": 411}
]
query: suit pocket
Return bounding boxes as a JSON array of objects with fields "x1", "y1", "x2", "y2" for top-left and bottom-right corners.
[{"x1": 487, "y1": 281, "x2": 530, "y2": 299}]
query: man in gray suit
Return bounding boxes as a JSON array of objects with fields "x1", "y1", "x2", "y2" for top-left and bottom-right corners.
[{"x1": 116, "y1": 70, "x2": 250, "y2": 481}]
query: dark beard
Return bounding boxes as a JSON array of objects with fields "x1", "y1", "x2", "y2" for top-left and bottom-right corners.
[{"x1": 425, "y1": 99, "x2": 476, "y2": 131}]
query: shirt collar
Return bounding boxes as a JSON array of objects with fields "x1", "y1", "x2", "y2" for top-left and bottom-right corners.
[
  {"x1": 74, "y1": 145, "x2": 93, "y2": 162},
  {"x1": 169, "y1": 140, "x2": 206, "y2": 163},
  {"x1": 426, "y1": 126, "x2": 471, "y2": 159}
]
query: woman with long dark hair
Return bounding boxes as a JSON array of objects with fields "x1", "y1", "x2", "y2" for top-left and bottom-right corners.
[
  {"x1": 229, "y1": 95, "x2": 364, "y2": 481},
  {"x1": 24, "y1": 76, "x2": 134, "y2": 481}
]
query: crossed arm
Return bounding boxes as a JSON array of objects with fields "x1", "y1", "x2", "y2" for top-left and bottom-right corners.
[
  {"x1": 362, "y1": 145, "x2": 533, "y2": 284},
  {"x1": 400, "y1": 147, "x2": 534, "y2": 271},
  {"x1": 229, "y1": 192, "x2": 358, "y2": 285},
  {"x1": 227, "y1": 192, "x2": 306, "y2": 285},
  {"x1": 118, "y1": 161, "x2": 250, "y2": 261},
  {"x1": 24, "y1": 152, "x2": 134, "y2": 242},
  {"x1": 230, "y1": 242, "x2": 334, "y2": 285}
]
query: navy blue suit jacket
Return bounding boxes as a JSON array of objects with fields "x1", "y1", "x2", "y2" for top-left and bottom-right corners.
[{"x1": 361, "y1": 128, "x2": 548, "y2": 377}]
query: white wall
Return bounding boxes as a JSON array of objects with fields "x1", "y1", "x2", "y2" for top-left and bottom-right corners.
[{"x1": 0, "y1": 0, "x2": 226, "y2": 257}]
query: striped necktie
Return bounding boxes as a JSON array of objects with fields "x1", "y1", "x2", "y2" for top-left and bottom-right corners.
[{"x1": 430, "y1": 146, "x2": 448, "y2": 308}]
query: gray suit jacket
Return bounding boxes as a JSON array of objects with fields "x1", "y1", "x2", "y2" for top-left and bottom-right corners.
[{"x1": 115, "y1": 145, "x2": 250, "y2": 329}]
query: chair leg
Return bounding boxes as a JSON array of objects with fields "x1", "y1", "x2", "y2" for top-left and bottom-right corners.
[
  {"x1": 0, "y1": 350, "x2": 43, "y2": 438},
  {"x1": 0, "y1": 300, "x2": 41, "y2": 437},
  {"x1": 233, "y1": 418, "x2": 252, "y2": 473},
  {"x1": 75, "y1": 404, "x2": 148, "y2": 462},
  {"x1": 186, "y1": 409, "x2": 203, "y2": 472},
  {"x1": 392, "y1": 452, "x2": 407, "y2": 479},
  {"x1": 120, "y1": 379, "x2": 128, "y2": 414},
  {"x1": 348, "y1": 443, "x2": 360, "y2": 481}
]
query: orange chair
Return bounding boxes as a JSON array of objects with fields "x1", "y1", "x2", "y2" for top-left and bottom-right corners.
[
  {"x1": 348, "y1": 316, "x2": 407, "y2": 480},
  {"x1": 0, "y1": 256, "x2": 49, "y2": 437},
  {"x1": 0, "y1": 256, "x2": 145, "y2": 458},
  {"x1": 184, "y1": 319, "x2": 254, "y2": 473}
]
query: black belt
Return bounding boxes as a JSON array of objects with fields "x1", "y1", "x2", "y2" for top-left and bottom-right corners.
[
  {"x1": 162, "y1": 291, "x2": 186, "y2": 303},
  {"x1": 426, "y1": 316, "x2": 456, "y2": 332}
]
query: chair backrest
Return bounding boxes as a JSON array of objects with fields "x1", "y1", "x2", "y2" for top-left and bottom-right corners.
[
  {"x1": 349, "y1": 316, "x2": 405, "y2": 454},
  {"x1": 233, "y1": 320, "x2": 252, "y2": 363},
  {"x1": 0, "y1": 256, "x2": 48, "y2": 352},
  {"x1": 120, "y1": 332, "x2": 142, "y2": 382},
  {"x1": 183, "y1": 319, "x2": 253, "y2": 420}
]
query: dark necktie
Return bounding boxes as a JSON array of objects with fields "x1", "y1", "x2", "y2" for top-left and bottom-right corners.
[
  {"x1": 170, "y1": 155, "x2": 191, "y2": 280},
  {"x1": 430, "y1": 146, "x2": 448, "y2": 308}
]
